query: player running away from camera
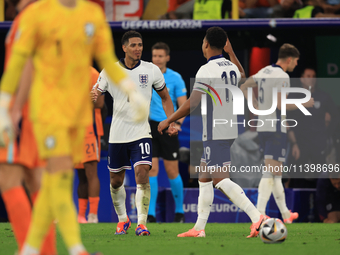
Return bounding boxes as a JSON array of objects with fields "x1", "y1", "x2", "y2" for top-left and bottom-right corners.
[
  {"x1": 75, "y1": 67, "x2": 104, "y2": 224},
  {"x1": 91, "y1": 31, "x2": 177, "y2": 236},
  {"x1": 0, "y1": 0, "x2": 148, "y2": 254},
  {"x1": 158, "y1": 26, "x2": 266, "y2": 238},
  {"x1": 0, "y1": 0, "x2": 56, "y2": 254},
  {"x1": 240, "y1": 43, "x2": 314, "y2": 223}
]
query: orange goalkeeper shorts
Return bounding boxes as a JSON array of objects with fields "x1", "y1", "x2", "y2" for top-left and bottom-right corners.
[
  {"x1": 74, "y1": 124, "x2": 101, "y2": 169},
  {"x1": 0, "y1": 116, "x2": 46, "y2": 169}
]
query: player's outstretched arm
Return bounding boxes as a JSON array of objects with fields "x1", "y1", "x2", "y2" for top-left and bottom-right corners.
[
  {"x1": 224, "y1": 38, "x2": 246, "y2": 79},
  {"x1": 157, "y1": 86, "x2": 175, "y2": 118},
  {"x1": 175, "y1": 95, "x2": 188, "y2": 131},
  {"x1": 240, "y1": 77, "x2": 257, "y2": 97},
  {"x1": 11, "y1": 58, "x2": 34, "y2": 133},
  {"x1": 156, "y1": 87, "x2": 177, "y2": 136},
  {"x1": 94, "y1": 90, "x2": 105, "y2": 109},
  {"x1": 158, "y1": 90, "x2": 202, "y2": 134},
  {"x1": 158, "y1": 99, "x2": 190, "y2": 135},
  {"x1": 0, "y1": 2, "x2": 35, "y2": 98},
  {"x1": 0, "y1": 93, "x2": 14, "y2": 147},
  {"x1": 91, "y1": 83, "x2": 105, "y2": 109},
  {"x1": 0, "y1": 52, "x2": 29, "y2": 146},
  {"x1": 0, "y1": 52, "x2": 28, "y2": 96},
  {"x1": 91, "y1": 84, "x2": 102, "y2": 102}
]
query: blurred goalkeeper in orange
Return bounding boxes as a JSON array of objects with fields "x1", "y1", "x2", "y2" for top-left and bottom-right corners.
[
  {"x1": 0, "y1": 1, "x2": 148, "y2": 255},
  {"x1": 0, "y1": 0, "x2": 56, "y2": 254},
  {"x1": 75, "y1": 67, "x2": 104, "y2": 224}
]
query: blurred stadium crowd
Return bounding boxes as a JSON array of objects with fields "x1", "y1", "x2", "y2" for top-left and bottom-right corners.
[{"x1": 3, "y1": 0, "x2": 340, "y2": 21}]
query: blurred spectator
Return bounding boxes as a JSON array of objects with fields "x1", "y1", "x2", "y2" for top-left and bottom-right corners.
[
  {"x1": 193, "y1": 0, "x2": 231, "y2": 19},
  {"x1": 168, "y1": 0, "x2": 192, "y2": 12},
  {"x1": 5, "y1": 0, "x2": 17, "y2": 21},
  {"x1": 287, "y1": 67, "x2": 339, "y2": 188},
  {"x1": 90, "y1": 0, "x2": 143, "y2": 21},
  {"x1": 271, "y1": 0, "x2": 303, "y2": 17},
  {"x1": 316, "y1": 171, "x2": 340, "y2": 223},
  {"x1": 320, "y1": 0, "x2": 340, "y2": 14},
  {"x1": 161, "y1": 0, "x2": 233, "y2": 20},
  {"x1": 240, "y1": 0, "x2": 279, "y2": 18},
  {"x1": 144, "y1": 0, "x2": 168, "y2": 20},
  {"x1": 1, "y1": 0, "x2": 4, "y2": 21},
  {"x1": 160, "y1": 0, "x2": 194, "y2": 19},
  {"x1": 293, "y1": 0, "x2": 340, "y2": 17}
]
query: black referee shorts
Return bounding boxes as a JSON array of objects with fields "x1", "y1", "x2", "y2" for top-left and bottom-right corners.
[{"x1": 150, "y1": 120, "x2": 179, "y2": 161}]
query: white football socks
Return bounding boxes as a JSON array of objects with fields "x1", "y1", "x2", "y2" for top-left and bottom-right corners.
[
  {"x1": 69, "y1": 244, "x2": 86, "y2": 255},
  {"x1": 136, "y1": 183, "x2": 150, "y2": 226},
  {"x1": 20, "y1": 244, "x2": 39, "y2": 255},
  {"x1": 110, "y1": 184, "x2": 128, "y2": 222},
  {"x1": 272, "y1": 175, "x2": 291, "y2": 219},
  {"x1": 194, "y1": 181, "x2": 214, "y2": 231},
  {"x1": 215, "y1": 178, "x2": 261, "y2": 223},
  {"x1": 257, "y1": 171, "x2": 274, "y2": 215}
]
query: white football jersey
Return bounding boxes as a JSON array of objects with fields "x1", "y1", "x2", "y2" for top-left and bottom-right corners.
[
  {"x1": 193, "y1": 55, "x2": 241, "y2": 141},
  {"x1": 252, "y1": 64, "x2": 290, "y2": 133},
  {"x1": 97, "y1": 60, "x2": 165, "y2": 143}
]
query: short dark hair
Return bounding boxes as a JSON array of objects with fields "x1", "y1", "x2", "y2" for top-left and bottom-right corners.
[
  {"x1": 121, "y1": 30, "x2": 143, "y2": 46},
  {"x1": 278, "y1": 44, "x2": 300, "y2": 59},
  {"x1": 205, "y1": 27, "x2": 228, "y2": 50},
  {"x1": 151, "y1": 42, "x2": 170, "y2": 55}
]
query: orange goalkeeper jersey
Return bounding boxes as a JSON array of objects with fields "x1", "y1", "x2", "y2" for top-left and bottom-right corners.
[{"x1": 6, "y1": 0, "x2": 126, "y2": 127}]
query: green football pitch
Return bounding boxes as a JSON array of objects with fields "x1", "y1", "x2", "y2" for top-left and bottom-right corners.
[{"x1": 0, "y1": 223, "x2": 339, "y2": 255}]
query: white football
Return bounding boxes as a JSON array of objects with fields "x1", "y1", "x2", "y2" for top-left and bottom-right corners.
[{"x1": 259, "y1": 218, "x2": 287, "y2": 244}]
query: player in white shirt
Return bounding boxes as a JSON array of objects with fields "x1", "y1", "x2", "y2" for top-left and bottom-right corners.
[
  {"x1": 240, "y1": 43, "x2": 314, "y2": 223},
  {"x1": 92, "y1": 31, "x2": 176, "y2": 236},
  {"x1": 158, "y1": 27, "x2": 266, "y2": 238}
]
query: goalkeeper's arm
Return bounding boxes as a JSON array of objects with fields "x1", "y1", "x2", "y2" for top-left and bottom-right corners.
[
  {"x1": 0, "y1": 52, "x2": 29, "y2": 146},
  {"x1": 0, "y1": 51, "x2": 28, "y2": 97}
]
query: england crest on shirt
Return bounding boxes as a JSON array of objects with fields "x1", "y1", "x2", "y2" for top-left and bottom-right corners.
[{"x1": 139, "y1": 74, "x2": 148, "y2": 88}]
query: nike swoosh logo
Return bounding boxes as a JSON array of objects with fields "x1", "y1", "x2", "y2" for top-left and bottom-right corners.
[{"x1": 142, "y1": 156, "x2": 148, "y2": 159}]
